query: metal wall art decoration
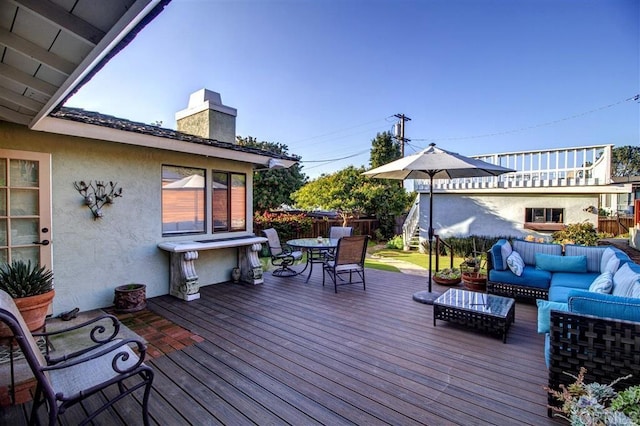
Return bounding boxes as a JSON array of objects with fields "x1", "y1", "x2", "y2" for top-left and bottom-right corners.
[{"x1": 73, "y1": 180, "x2": 123, "y2": 219}]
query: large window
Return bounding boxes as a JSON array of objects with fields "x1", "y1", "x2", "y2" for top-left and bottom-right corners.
[
  {"x1": 162, "y1": 166, "x2": 205, "y2": 235},
  {"x1": 162, "y1": 166, "x2": 246, "y2": 235},
  {"x1": 212, "y1": 172, "x2": 246, "y2": 232},
  {"x1": 524, "y1": 207, "x2": 564, "y2": 231}
]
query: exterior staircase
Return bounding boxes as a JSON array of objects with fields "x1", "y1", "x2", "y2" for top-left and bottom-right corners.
[{"x1": 402, "y1": 195, "x2": 421, "y2": 250}]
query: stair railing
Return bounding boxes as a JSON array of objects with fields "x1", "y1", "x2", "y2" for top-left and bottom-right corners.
[{"x1": 402, "y1": 195, "x2": 420, "y2": 250}]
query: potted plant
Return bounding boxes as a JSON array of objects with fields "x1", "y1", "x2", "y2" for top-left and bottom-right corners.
[
  {"x1": 0, "y1": 259, "x2": 54, "y2": 333},
  {"x1": 433, "y1": 268, "x2": 461, "y2": 285},
  {"x1": 113, "y1": 283, "x2": 146, "y2": 313},
  {"x1": 546, "y1": 367, "x2": 640, "y2": 424}
]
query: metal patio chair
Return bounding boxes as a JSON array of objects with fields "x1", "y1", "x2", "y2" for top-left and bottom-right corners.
[
  {"x1": 323, "y1": 235, "x2": 369, "y2": 293},
  {"x1": 0, "y1": 290, "x2": 153, "y2": 426},
  {"x1": 263, "y1": 228, "x2": 303, "y2": 277},
  {"x1": 321, "y1": 226, "x2": 354, "y2": 261}
]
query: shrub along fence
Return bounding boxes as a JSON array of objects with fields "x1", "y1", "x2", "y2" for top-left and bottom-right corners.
[{"x1": 254, "y1": 217, "x2": 380, "y2": 241}]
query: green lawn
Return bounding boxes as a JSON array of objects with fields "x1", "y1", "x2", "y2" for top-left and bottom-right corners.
[
  {"x1": 260, "y1": 247, "x2": 475, "y2": 274},
  {"x1": 370, "y1": 247, "x2": 467, "y2": 272}
]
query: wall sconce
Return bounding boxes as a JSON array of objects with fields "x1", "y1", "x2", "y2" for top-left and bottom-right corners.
[{"x1": 73, "y1": 180, "x2": 123, "y2": 219}]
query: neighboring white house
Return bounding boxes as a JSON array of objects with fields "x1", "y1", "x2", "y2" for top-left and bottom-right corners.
[
  {"x1": 403, "y1": 145, "x2": 632, "y2": 246},
  {"x1": 0, "y1": 1, "x2": 297, "y2": 314}
]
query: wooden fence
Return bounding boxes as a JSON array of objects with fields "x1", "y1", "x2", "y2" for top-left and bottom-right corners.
[
  {"x1": 254, "y1": 218, "x2": 380, "y2": 240},
  {"x1": 598, "y1": 217, "x2": 633, "y2": 236}
]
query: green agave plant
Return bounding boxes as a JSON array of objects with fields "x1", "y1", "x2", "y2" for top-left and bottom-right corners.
[{"x1": 0, "y1": 260, "x2": 54, "y2": 298}]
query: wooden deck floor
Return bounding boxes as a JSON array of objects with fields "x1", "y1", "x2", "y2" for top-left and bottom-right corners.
[{"x1": 2, "y1": 268, "x2": 561, "y2": 425}]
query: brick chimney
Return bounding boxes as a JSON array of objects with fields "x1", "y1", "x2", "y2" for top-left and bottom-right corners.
[{"x1": 175, "y1": 89, "x2": 237, "y2": 143}]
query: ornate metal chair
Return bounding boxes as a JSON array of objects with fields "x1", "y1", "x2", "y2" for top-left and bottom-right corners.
[
  {"x1": 262, "y1": 228, "x2": 303, "y2": 277},
  {"x1": 0, "y1": 290, "x2": 154, "y2": 425},
  {"x1": 323, "y1": 235, "x2": 369, "y2": 293}
]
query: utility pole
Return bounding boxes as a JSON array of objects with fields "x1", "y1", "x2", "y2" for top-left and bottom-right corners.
[{"x1": 394, "y1": 113, "x2": 411, "y2": 157}]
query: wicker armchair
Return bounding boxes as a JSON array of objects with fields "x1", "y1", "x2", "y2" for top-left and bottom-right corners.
[
  {"x1": 0, "y1": 290, "x2": 153, "y2": 425},
  {"x1": 547, "y1": 309, "x2": 640, "y2": 417}
]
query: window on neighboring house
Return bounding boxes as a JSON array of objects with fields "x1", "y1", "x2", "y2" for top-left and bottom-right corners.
[
  {"x1": 524, "y1": 207, "x2": 564, "y2": 231},
  {"x1": 162, "y1": 166, "x2": 205, "y2": 235},
  {"x1": 212, "y1": 171, "x2": 246, "y2": 232}
]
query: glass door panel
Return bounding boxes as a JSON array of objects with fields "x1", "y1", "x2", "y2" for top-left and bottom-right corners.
[
  {"x1": 0, "y1": 219, "x2": 6, "y2": 246},
  {"x1": 0, "y1": 151, "x2": 52, "y2": 269},
  {"x1": 9, "y1": 159, "x2": 38, "y2": 187},
  {"x1": 11, "y1": 218, "x2": 39, "y2": 246},
  {"x1": 10, "y1": 189, "x2": 38, "y2": 216}
]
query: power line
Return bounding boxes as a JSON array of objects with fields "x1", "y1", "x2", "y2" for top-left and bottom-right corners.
[
  {"x1": 300, "y1": 149, "x2": 371, "y2": 163},
  {"x1": 287, "y1": 116, "x2": 395, "y2": 145}
]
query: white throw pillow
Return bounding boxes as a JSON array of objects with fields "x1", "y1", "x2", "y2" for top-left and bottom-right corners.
[
  {"x1": 506, "y1": 251, "x2": 524, "y2": 277},
  {"x1": 600, "y1": 247, "x2": 620, "y2": 274},
  {"x1": 612, "y1": 263, "x2": 640, "y2": 297},
  {"x1": 589, "y1": 272, "x2": 613, "y2": 294},
  {"x1": 500, "y1": 240, "x2": 513, "y2": 270}
]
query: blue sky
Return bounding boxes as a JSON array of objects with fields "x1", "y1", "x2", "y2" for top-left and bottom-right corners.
[{"x1": 66, "y1": 0, "x2": 639, "y2": 179}]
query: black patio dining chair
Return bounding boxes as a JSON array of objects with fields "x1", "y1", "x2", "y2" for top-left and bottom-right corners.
[
  {"x1": 320, "y1": 226, "x2": 354, "y2": 261},
  {"x1": 0, "y1": 289, "x2": 154, "y2": 426},
  {"x1": 262, "y1": 228, "x2": 303, "y2": 277},
  {"x1": 323, "y1": 235, "x2": 369, "y2": 293}
]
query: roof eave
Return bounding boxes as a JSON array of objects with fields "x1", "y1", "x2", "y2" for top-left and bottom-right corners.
[
  {"x1": 29, "y1": 0, "x2": 167, "y2": 129},
  {"x1": 34, "y1": 115, "x2": 297, "y2": 168}
]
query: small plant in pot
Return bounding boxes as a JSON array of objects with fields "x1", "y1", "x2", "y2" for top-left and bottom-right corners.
[
  {"x1": 433, "y1": 268, "x2": 461, "y2": 285},
  {"x1": 0, "y1": 259, "x2": 54, "y2": 333}
]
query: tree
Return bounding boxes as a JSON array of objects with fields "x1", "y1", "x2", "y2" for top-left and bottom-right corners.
[
  {"x1": 369, "y1": 131, "x2": 401, "y2": 168},
  {"x1": 612, "y1": 146, "x2": 640, "y2": 178},
  {"x1": 236, "y1": 136, "x2": 307, "y2": 212},
  {"x1": 292, "y1": 166, "x2": 412, "y2": 237}
]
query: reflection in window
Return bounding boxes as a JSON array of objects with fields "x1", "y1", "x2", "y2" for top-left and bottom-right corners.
[
  {"x1": 525, "y1": 208, "x2": 564, "y2": 223},
  {"x1": 212, "y1": 171, "x2": 246, "y2": 232},
  {"x1": 162, "y1": 166, "x2": 205, "y2": 235}
]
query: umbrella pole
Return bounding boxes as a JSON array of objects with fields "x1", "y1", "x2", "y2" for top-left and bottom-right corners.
[{"x1": 413, "y1": 173, "x2": 441, "y2": 304}]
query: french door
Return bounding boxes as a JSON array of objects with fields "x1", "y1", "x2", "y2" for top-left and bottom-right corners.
[{"x1": 0, "y1": 149, "x2": 52, "y2": 270}]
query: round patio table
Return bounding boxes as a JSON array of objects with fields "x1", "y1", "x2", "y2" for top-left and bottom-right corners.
[{"x1": 287, "y1": 238, "x2": 339, "y2": 282}]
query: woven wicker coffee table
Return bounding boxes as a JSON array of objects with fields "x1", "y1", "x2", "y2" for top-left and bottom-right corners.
[{"x1": 433, "y1": 288, "x2": 515, "y2": 343}]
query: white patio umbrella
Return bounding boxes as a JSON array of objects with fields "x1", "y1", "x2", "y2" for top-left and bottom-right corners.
[{"x1": 363, "y1": 143, "x2": 515, "y2": 304}]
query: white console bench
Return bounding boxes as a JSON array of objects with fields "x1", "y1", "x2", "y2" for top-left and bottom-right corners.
[{"x1": 158, "y1": 236, "x2": 267, "y2": 301}]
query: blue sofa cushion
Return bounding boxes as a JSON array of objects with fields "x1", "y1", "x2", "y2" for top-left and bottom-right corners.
[
  {"x1": 612, "y1": 262, "x2": 640, "y2": 298},
  {"x1": 535, "y1": 253, "x2": 587, "y2": 273},
  {"x1": 490, "y1": 239, "x2": 511, "y2": 271},
  {"x1": 549, "y1": 285, "x2": 579, "y2": 303},
  {"x1": 512, "y1": 239, "x2": 562, "y2": 266},
  {"x1": 564, "y1": 245, "x2": 605, "y2": 272},
  {"x1": 568, "y1": 289, "x2": 640, "y2": 322},
  {"x1": 544, "y1": 333, "x2": 551, "y2": 368},
  {"x1": 536, "y1": 299, "x2": 569, "y2": 334},
  {"x1": 550, "y1": 271, "x2": 598, "y2": 290},
  {"x1": 489, "y1": 265, "x2": 552, "y2": 289},
  {"x1": 589, "y1": 271, "x2": 613, "y2": 294}
]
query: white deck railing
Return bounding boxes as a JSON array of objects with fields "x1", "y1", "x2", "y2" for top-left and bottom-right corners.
[{"x1": 414, "y1": 144, "x2": 613, "y2": 192}]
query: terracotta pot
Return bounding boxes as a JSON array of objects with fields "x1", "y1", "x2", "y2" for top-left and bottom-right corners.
[
  {"x1": 432, "y1": 276, "x2": 461, "y2": 286},
  {"x1": 462, "y1": 272, "x2": 487, "y2": 291},
  {"x1": 0, "y1": 290, "x2": 55, "y2": 336},
  {"x1": 113, "y1": 284, "x2": 146, "y2": 313}
]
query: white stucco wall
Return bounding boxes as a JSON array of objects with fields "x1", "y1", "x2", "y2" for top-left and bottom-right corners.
[
  {"x1": 418, "y1": 192, "x2": 599, "y2": 241},
  {"x1": 1, "y1": 122, "x2": 255, "y2": 315}
]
